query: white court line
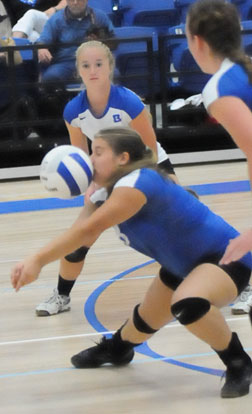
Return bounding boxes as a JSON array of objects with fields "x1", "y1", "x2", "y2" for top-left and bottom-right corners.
[
  {"x1": 0, "y1": 316, "x2": 248, "y2": 347},
  {"x1": 0, "y1": 331, "x2": 114, "y2": 346},
  {"x1": 0, "y1": 246, "x2": 145, "y2": 264},
  {"x1": 0, "y1": 325, "x2": 177, "y2": 347},
  {"x1": 0, "y1": 274, "x2": 156, "y2": 295}
]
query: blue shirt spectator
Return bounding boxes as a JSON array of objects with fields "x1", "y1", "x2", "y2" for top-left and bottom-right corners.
[{"x1": 36, "y1": 0, "x2": 114, "y2": 82}]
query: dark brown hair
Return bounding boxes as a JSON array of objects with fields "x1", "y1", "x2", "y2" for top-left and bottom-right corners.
[
  {"x1": 187, "y1": 0, "x2": 252, "y2": 82},
  {"x1": 94, "y1": 127, "x2": 156, "y2": 190}
]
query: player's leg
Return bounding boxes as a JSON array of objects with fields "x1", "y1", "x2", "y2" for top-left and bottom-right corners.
[
  {"x1": 120, "y1": 267, "x2": 176, "y2": 343},
  {"x1": 71, "y1": 267, "x2": 177, "y2": 368},
  {"x1": 36, "y1": 197, "x2": 97, "y2": 316},
  {"x1": 35, "y1": 247, "x2": 89, "y2": 316},
  {"x1": 170, "y1": 262, "x2": 252, "y2": 398}
]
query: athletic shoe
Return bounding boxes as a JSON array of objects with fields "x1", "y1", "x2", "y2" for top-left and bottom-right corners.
[
  {"x1": 35, "y1": 288, "x2": 70, "y2": 316},
  {"x1": 231, "y1": 285, "x2": 252, "y2": 315},
  {"x1": 221, "y1": 359, "x2": 252, "y2": 398},
  {"x1": 71, "y1": 336, "x2": 135, "y2": 368}
]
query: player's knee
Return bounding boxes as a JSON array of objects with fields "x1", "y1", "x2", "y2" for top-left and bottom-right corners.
[
  {"x1": 65, "y1": 246, "x2": 89, "y2": 263},
  {"x1": 171, "y1": 297, "x2": 211, "y2": 325},
  {"x1": 133, "y1": 304, "x2": 158, "y2": 334}
]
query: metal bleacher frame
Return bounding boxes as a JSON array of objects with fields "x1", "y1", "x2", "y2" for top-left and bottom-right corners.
[{"x1": 0, "y1": 29, "x2": 249, "y2": 181}]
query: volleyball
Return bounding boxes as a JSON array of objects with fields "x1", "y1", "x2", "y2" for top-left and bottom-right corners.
[{"x1": 40, "y1": 145, "x2": 93, "y2": 199}]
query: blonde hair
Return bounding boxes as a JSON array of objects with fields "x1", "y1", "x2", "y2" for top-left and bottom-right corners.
[{"x1": 75, "y1": 40, "x2": 115, "y2": 81}]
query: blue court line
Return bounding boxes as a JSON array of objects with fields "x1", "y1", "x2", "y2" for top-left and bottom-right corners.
[
  {"x1": 84, "y1": 260, "x2": 224, "y2": 377},
  {"x1": 0, "y1": 180, "x2": 250, "y2": 214},
  {"x1": 0, "y1": 352, "x2": 226, "y2": 380},
  {"x1": 189, "y1": 180, "x2": 250, "y2": 195},
  {"x1": 0, "y1": 195, "x2": 84, "y2": 214}
]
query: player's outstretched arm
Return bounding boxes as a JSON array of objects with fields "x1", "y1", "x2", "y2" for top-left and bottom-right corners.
[
  {"x1": 65, "y1": 121, "x2": 89, "y2": 154},
  {"x1": 11, "y1": 187, "x2": 146, "y2": 291}
]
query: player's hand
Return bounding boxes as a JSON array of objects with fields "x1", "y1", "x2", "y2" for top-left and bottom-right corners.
[
  {"x1": 11, "y1": 256, "x2": 42, "y2": 292},
  {"x1": 219, "y1": 228, "x2": 252, "y2": 265},
  {"x1": 84, "y1": 181, "x2": 100, "y2": 202}
]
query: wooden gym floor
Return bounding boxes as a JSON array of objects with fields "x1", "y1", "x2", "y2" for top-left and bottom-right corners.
[{"x1": 1, "y1": 160, "x2": 252, "y2": 413}]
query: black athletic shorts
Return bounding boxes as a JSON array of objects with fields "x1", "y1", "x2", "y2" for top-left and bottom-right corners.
[
  {"x1": 158, "y1": 158, "x2": 175, "y2": 175},
  {"x1": 159, "y1": 254, "x2": 251, "y2": 295}
]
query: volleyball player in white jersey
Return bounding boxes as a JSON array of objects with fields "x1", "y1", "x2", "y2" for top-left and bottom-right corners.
[
  {"x1": 35, "y1": 40, "x2": 177, "y2": 316},
  {"x1": 186, "y1": 0, "x2": 252, "y2": 314}
]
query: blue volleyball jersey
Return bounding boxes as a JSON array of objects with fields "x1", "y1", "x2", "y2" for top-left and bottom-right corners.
[
  {"x1": 63, "y1": 84, "x2": 168, "y2": 163},
  {"x1": 202, "y1": 58, "x2": 252, "y2": 110},
  {"x1": 113, "y1": 168, "x2": 252, "y2": 277}
]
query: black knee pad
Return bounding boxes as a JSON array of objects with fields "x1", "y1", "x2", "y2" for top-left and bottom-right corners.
[
  {"x1": 65, "y1": 246, "x2": 89, "y2": 263},
  {"x1": 171, "y1": 297, "x2": 211, "y2": 325},
  {"x1": 133, "y1": 304, "x2": 158, "y2": 334}
]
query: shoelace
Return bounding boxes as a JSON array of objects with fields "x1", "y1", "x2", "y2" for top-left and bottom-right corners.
[{"x1": 44, "y1": 290, "x2": 62, "y2": 304}]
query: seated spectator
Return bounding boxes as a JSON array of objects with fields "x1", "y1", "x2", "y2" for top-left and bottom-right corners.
[
  {"x1": 36, "y1": 0, "x2": 114, "y2": 83},
  {"x1": 12, "y1": 1, "x2": 67, "y2": 43},
  {"x1": 1, "y1": 0, "x2": 65, "y2": 25}
]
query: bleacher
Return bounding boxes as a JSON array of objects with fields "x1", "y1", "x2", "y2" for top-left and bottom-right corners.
[{"x1": 1, "y1": 0, "x2": 252, "y2": 176}]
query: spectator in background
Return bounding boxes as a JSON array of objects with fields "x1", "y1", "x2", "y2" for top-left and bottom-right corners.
[
  {"x1": 12, "y1": 0, "x2": 67, "y2": 43},
  {"x1": 0, "y1": 1, "x2": 12, "y2": 37},
  {"x1": 36, "y1": 0, "x2": 114, "y2": 83},
  {"x1": 1, "y1": 1, "x2": 66, "y2": 26}
]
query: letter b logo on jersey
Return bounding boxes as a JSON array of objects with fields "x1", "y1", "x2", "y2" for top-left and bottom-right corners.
[{"x1": 113, "y1": 114, "x2": 122, "y2": 123}]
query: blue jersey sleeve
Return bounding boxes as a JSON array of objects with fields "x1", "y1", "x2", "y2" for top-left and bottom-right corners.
[{"x1": 63, "y1": 91, "x2": 85, "y2": 123}]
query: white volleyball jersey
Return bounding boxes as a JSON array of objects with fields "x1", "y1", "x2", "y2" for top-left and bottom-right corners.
[
  {"x1": 63, "y1": 84, "x2": 168, "y2": 163},
  {"x1": 202, "y1": 58, "x2": 252, "y2": 110}
]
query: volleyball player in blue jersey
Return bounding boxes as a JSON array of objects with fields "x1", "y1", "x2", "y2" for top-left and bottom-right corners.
[
  {"x1": 11, "y1": 127, "x2": 252, "y2": 398},
  {"x1": 185, "y1": 0, "x2": 252, "y2": 314},
  {"x1": 35, "y1": 40, "x2": 178, "y2": 316}
]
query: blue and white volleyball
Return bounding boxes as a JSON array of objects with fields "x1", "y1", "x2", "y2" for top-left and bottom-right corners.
[{"x1": 40, "y1": 145, "x2": 93, "y2": 199}]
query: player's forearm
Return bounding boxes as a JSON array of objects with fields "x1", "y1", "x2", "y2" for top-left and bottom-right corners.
[{"x1": 35, "y1": 222, "x2": 100, "y2": 267}]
